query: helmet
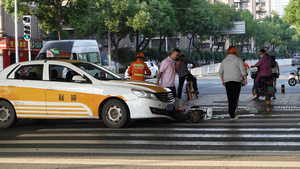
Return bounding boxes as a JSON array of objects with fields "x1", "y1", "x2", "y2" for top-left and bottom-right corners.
[{"x1": 137, "y1": 53, "x2": 144, "y2": 58}]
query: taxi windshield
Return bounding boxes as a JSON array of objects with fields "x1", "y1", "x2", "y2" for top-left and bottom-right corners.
[{"x1": 73, "y1": 62, "x2": 122, "y2": 80}]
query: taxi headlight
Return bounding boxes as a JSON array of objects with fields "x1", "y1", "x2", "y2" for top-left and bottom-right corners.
[{"x1": 132, "y1": 89, "x2": 158, "y2": 100}]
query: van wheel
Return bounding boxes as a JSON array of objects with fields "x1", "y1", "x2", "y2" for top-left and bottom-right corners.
[
  {"x1": 102, "y1": 99, "x2": 129, "y2": 128},
  {"x1": 0, "y1": 101, "x2": 17, "y2": 128}
]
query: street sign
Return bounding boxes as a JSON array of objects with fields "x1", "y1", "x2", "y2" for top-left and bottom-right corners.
[{"x1": 220, "y1": 21, "x2": 246, "y2": 34}]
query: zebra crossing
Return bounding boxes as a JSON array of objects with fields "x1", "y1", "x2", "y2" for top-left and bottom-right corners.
[{"x1": 1, "y1": 112, "x2": 300, "y2": 156}]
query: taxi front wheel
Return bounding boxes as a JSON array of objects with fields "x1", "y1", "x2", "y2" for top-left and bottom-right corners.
[
  {"x1": 102, "y1": 99, "x2": 130, "y2": 128},
  {"x1": 0, "y1": 101, "x2": 17, "y2": 128}
]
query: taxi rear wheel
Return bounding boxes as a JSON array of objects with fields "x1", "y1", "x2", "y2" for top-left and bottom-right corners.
[
  {"x1": 0, "y1": 101, "x2": 17, "y2": 128},
  {"x1": 102, "y1": 99, "x2": 129, "y2": 128}
]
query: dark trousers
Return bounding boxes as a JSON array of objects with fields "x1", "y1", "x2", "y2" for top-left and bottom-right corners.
[
  {"x1": 225, "y1": 81, "x2": 241, "y2": 118},
  {"x1": 178, "y1": 73, "x2": 198, "y2": 99},
  {"x1": 167, "y1": 86, "x2": 177, "y2": 98}
]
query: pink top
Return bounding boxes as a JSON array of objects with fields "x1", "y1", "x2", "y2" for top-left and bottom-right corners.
[
  {"x1": 159, "y1": 57, "x2": 176, "y2": 87},
  {"x1": 255, "y1": 55, "x2": 274, "y2": 82}
]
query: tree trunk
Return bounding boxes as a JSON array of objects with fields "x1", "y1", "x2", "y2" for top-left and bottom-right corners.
[
  {"x1": 55, "y1": 0, "x2": 62, "y2": 40},
  {"x1": 186, "y1": 33, "x2": 194, "y2": 52},
  {"x1": 158, "y1": 34, "x2": 165, "y2": 53}
]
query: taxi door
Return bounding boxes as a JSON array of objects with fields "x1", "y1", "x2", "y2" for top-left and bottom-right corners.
[
  {"x1": 44, "y1": 63, "x2": 95, "y2": 118},
  {"x1": 6, "y1": 64, "x2": 47, "y2": 118}
]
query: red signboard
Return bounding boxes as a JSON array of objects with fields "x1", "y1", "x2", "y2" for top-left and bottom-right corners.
[{"x1": 0, "y1": 38, "x2": 42, "y2": 50}]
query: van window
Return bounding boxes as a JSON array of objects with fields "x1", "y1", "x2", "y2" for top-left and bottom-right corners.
[
  {"x1": 89, "y1": 53, "x2": 100, "y2": 63},
  {"x1": 77, "y1": 52, "x2": 101, "y2": 64}
]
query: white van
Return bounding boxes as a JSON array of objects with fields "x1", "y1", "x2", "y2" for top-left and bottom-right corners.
[{"x1": 36, "y1": 40, "x2": 101, "y2": 65}]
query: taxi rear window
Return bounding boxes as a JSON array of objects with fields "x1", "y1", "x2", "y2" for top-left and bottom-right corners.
[{"x1": 15, "y1": 65, "x2": 43, "y2": 80}]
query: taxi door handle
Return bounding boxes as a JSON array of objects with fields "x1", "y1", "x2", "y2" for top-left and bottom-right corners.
[
  {"x1": 8, "y1": 85, "x2": 16, "y2": 87},
  {"x1": 47, "y1": 87, "x2": 56, "y2": 90}
]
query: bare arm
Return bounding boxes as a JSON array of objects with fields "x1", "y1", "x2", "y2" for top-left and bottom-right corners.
[
  {"x1": 244, "y1": 75, "x2": 248, "y2": 86},
  {"x1": 156, "y1": 72, "x2": 163, "y2": 85},
  {"x1": 220, "y1": 74, "x2": 225, "y2": 86}
]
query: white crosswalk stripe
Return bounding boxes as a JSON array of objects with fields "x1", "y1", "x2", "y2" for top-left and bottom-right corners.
[{"x1": 1, "y1": 113, "x2": 300, "y2": 156}]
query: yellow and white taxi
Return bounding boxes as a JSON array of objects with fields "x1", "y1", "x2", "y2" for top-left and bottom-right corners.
[{"x1": 0, "y1": 59, "x2": 175, "y2": 128}]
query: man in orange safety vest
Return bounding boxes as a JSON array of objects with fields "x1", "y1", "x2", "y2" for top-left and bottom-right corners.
[{"x1": 128, "y1": 53, "x2": 151, "y2": 81}]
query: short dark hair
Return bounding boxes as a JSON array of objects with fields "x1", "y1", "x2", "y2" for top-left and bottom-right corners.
[
  {"x1": 172, "y1": 49, "x2": 181, "y2": 53},
  {"x1": 260, "y1": 49, "x2": 266, "y2": 53}
]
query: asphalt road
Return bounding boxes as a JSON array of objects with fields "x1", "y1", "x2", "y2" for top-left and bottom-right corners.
[
  {"x1": 1, "y1": 65, "x2": 300, "y2": 169},
  {"x1": 1, "y1": 110, "x2": 300, "y2": 168},
  {"x1": 146, "y1": 65, "x2": 300, "y2": 97}
]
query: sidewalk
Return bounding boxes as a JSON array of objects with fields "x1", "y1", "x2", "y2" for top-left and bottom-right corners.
[{"x1": 191, "y1": 93, "x2": 300, "y2": 113}]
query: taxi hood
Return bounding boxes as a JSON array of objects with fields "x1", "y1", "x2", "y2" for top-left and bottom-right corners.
[{"x1": 101, "y1": 80, "x2": 170, "y2": 93}]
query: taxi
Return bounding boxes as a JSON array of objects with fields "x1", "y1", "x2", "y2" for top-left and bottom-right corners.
[{"x1": 0, "y1": 50, "x2": 175, "y2": 128}]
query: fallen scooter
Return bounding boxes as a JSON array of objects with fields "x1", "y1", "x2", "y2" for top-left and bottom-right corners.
[{"x1": 288, "y1": 67, "x2": 300, "y2": 86}]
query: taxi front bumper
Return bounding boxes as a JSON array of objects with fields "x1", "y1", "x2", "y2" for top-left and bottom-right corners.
[{"x1": 126, "y1": 98, "x2": 175, "y2": 119}]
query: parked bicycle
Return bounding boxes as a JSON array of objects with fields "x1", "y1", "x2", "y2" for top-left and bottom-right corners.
[
  {"x1": 288, "y1": 67, "x2": 300, "y2": 86},
  {"x1": 185, "y1": 75, "x2": 198, "y2": 101}
]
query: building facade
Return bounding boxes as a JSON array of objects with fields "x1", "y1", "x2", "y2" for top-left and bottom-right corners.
[
  {"x1": 271, "y1": 0, "x2": 290, "y2": 17},
  {"x1": 214, "y1": 0, "x2": 272, "y2": 19}
]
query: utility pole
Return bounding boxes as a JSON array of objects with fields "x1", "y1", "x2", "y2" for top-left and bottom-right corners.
[{"x1": 14, "y1": 0, "x2": 18, "y2": 63}]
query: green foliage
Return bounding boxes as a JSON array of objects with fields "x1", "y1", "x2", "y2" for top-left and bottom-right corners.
[
  {"x1": 283, "y1": 0, "x2": 300, "y2": 33},
  {"x1": 2, "y1": 0, "x2": 299, "y2": 60},
  {"x1": 114, "y1": 47, "x2": 136, "y2": 66}
]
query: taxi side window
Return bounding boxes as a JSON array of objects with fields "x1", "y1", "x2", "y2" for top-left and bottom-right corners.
[
  {"x1": 49, "y1": 65, "x2": 80, "y2": 82},
  {"x1": 15, "y1": 65, "x2": 43, "y2": 80}
]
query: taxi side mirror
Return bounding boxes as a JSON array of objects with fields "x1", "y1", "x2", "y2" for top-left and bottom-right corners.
[{"x1": 72, "y1": 75, "x2": 86, "y2": 83}]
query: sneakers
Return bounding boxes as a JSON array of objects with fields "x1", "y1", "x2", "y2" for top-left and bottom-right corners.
[
  {"x1": 273, "y1": 95, "x2": 276, "y2": 99},
  {"x1": 252, "y1": 95, "x2": 258, "y2": 100},
  {"x1": 230, "y1": 116, "x2": 239, "y2": 121}
]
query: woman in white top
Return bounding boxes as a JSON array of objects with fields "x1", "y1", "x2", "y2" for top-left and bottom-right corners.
[
  {"x1": 271, "y1": 55, "x2": 280, "y2": 99},
  {"x1": 219, "y1": 46, "x2": 247, "y2": 120}
]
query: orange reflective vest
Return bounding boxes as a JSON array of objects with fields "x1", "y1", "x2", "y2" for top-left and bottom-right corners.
[{"x1": 128, "y1": 59, "x2": 151, "y2": 81}]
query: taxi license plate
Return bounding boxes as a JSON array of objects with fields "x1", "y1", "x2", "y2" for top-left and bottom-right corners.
[{"x1": 166, "y1": 104, "x2": 174, "y2": 111}]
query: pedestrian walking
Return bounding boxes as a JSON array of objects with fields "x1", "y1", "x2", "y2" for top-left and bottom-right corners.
[
  {"x1": 127, "y1": 53, "x2": 151, "y2": 81},
  {"x1": 156, "y1": 49, "x2": 180, "y2": 97},
  {"x1": 177, "y1": 54, "x2": 199, "y2": 99},
  {"x1": 271, "y1": 55, "x2": 280, "y2": 99},
  {"x1": 219, "y1": 46, "x2": 247, "y2": 120}
]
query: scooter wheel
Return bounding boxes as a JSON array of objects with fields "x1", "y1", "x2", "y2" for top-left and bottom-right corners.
[{"x1": 288, "y1": 78, "x2": 297, "y2": 86}]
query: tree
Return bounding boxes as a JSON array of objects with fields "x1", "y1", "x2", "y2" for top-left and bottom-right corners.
[
  {"x1": 126, "y1": 0, "x2": 153, "y2": 54},
  {"x1": 210, "y1": 3, "x2": 239, "y2": 51},
  {"x1": 253, "y1": 20, "x2": 273, "y2": 50},
  {"x1": 146, "y1": 0, "x2": 177, "y2": 53},
  {"x1": 283, "y1": 0, "x2": 300, "y2": 33},
  {"x1": 172, "y1": 0, "x2": 215, "y2": 52},
  {"x1": 68, "y1": 0, "x2": 100, "y2": 38}
]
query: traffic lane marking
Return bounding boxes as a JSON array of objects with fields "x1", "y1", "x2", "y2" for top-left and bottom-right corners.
[
  {"x1": 0, "y1": 140, "x2": 300, "y2": 146},
  {"x1": 0, "y1": 158, "x2": 300, "y2": 167}
]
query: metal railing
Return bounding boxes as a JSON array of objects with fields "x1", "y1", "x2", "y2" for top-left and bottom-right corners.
[{"x1": 191, "y1": 59, "x2": 292, "y2": 77}]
